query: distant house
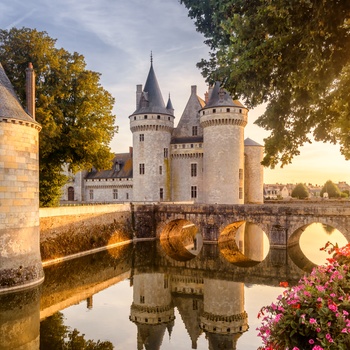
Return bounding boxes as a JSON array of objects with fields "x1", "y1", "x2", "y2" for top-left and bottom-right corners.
[{"x1": 264, "y1": 184, "x2": 292, "y2": 199}]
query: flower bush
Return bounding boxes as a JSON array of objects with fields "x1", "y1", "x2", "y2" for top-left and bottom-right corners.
[{"x1": 257, "y1": 242, "x2": 350, "y2": 350}]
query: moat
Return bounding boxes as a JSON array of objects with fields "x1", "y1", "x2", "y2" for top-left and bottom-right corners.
[{"x1": 1, "y1": 223, "x2": 347, "y2": 350}]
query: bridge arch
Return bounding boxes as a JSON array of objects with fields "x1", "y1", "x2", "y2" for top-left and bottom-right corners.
[{"x1": 159, "y1": 219, "x2": 203, "y2": 261}]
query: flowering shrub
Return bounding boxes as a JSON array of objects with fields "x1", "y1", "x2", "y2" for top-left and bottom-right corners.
[{"x1": 257, "y1": 242, "x2": 350, "y2": 350}]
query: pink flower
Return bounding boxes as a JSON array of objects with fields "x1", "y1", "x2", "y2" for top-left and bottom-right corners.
[
  {"x1": 309, "y1": 318, "x2": 317, "y2": 324},
  {"x1": 309, "y1": 339, "x2": 315, "y2": 344},
  {"x1": 325, "y1": 333, "x2": 333, "y2": 342}
]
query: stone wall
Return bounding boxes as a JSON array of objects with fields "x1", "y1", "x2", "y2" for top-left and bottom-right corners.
[{"x1": 39, "y1": 204, "x2": 133, "y2": 263}]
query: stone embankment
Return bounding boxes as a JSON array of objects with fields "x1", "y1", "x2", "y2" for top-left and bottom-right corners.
[{"x1": 40, "y1": 204, "x2": 133, "y2": 265}]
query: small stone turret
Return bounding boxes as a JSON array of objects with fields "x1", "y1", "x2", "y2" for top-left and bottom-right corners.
[
  {"x1": 0, "y1": 63, "x2": 43, "y2": 292},
  {"x1": 244, "y1": 138, "x2": 264, "y2": 204}
]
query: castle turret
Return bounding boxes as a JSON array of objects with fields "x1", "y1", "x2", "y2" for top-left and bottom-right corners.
[
  {"x1": 200, "y1": 82, "x2": 248, "y2": 204},
  {"x1": 129, "y1": 57, "x2": 174, "y2": 201},
  {"x1": 0, "y1": 63, "x2": 43, "y2": 291},
  {"x1": 244, "y1": 138, "x2": 264, "y2": 204},
  {"x1": 130, "y1": 273, "x2": 175, "y2": 350},
  {"x1": 200, "y1": 279, "x2": 248, "y2": 349}
]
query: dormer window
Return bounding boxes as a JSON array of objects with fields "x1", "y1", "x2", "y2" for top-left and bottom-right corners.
[
  {"x1": 213, "y1": 108, "x2": 216, "y2": 113},
  {"x1": 144, "y1": 115, "x2": 148, "y2": 119},
  {"x1": 157, "y1": 115, "x2": 161, "y2": 119},
  {"x1": 115, "y1": 162, "x2": 121, "y2": 172}
]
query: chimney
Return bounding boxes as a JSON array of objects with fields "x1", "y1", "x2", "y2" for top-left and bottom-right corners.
[
  {"x1": 191, "y1": 85, "x2": 197, "y2": 95},
  {"x1": 25, "y1": 62, "x2": 35, "y2": 120},
  {"x1": 136, "y1": 84, "x2": 142, "y2": 109},
  {"x1": 204, "y1": 91, "x2": 209, "y2": 104}
]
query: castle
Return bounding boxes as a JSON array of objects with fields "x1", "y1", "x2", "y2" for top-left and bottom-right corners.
[{"x1": 62, "y1": 59, "x2": 264, "y2": 205}]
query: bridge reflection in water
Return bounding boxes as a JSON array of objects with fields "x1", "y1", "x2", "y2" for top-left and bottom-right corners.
[{"x1": 0, "y1": 222, "x2": 347, "y2": 350}]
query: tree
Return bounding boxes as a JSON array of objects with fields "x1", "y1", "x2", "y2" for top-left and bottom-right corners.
[
  {"x1": 291, "y1": 183, "x2": 309, "y2": 199},
  {"x1": 320, "y1": 180, "x2": 341, "y2": 198},
  {"x1": 0, "y1": 28, "x2": 117, "y2": 206},
  {"x1": 180, "y1": 0, "x2": 350, "y2": 167},
  {"x1": 40, "y1": 312, "x2": 114, "y2": 350}
]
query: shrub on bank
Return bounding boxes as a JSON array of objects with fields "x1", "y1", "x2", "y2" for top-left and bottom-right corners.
[{"x1": 257, "y1": 242, "x2": 350, "y2": 350}]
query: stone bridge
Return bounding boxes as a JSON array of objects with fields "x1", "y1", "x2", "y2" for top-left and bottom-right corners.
[{"x1": 132, "y1": 201, "x2": 350, "y2": 249}]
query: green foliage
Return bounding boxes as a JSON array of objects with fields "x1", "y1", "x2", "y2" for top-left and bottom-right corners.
[
  {"x1": 40, "y1": 312, "x2": 114, "y2": 350},
  {"x1": 180, "y1": 0, "x2": 350, "y2": 167},
  {"x1": 0, "y1": 27, "x2": 117, "y2": 206},
  {"x1": 291, "y1": 183, "x2": 309, "y2": 199},
  {"x1": 320, "y1": 180, "x2": 341, "y2": 198}
]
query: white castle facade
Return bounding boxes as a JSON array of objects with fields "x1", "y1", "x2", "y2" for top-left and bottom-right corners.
[{"x1": 62, "y1": 61, "x2": 264, "y2": 205}]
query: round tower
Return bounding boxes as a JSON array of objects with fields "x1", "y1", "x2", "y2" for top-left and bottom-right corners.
[
  {"x1": 130, "y1": 273, "x2": 175, "y2": 350},
  {"x1": 244, "y1": 138, "x2": 264, "y2": 204},
  {"x1": 0, "y1": 63, "x2": 43, "y2": 291},
  {"x1": 129, "y1": 58, "x2": 174, "y2": 202},
  {"x1": 200, "y1": 82, "x2": 248, "y2": 204},
  {"x1": 200, "y1": 279, "x2": 248, "y2": 349}
]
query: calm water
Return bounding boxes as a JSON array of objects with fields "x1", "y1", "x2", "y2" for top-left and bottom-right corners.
[{"x1": 1, "y1": 223, "x2": 347, "y2": 350}]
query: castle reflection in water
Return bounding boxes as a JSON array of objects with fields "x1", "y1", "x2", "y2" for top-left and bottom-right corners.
[{"x1": 0, "y1": 238, "x2": 313, "y2": 350}]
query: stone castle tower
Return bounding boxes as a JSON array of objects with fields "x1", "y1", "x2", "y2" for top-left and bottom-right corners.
[
  {"x1": 130, "y1": 60, "x2": 264, "y2": 205},
  {"x1": 129, "y1": 57, "x2": 175, "y2": 202},
  {"x1": 0, "y1": 63, "x2": 43, "y2": 291},
  {"x1": 130, "y1": 272, "x2": 175, "y2": 349}
]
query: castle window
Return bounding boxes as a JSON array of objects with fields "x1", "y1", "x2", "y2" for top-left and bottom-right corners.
[
  {"x1": 144, "y1": 115, "x2": 147, "y2": 119},
  {"x1": 140, "y1": 295, "x2": 145, "y2": 304},
  {"x1": 239, "y1": 109, "x2": 242, "y2": 113},
  {"x1": 193, "y1": 299, "x2": 198, "y2": 310},
  {"x1": 191, "y1": 144, "x2": 194, "y2": 148},
  {"x1": 157, "y1": 115, "x2": 160, "y2": 119},
  {"x1": 89, "y1": 189, "x2": 94, "y2": 200},
  {"x1": 139, "y1": 163, "x2": 145, "y2": 175},
  {"x1": 239, "y1": 187, "x2": 243, "y2": 199},
  {"x1": 192, "y1": 126, "x2": 198, "y2": 136},
  {"x1": 191, "y1": 186, "x2": 197, "y2": 199},
  {"x1": 226, "y1": 108, "x2": 230, "y2": 112},
  {"x1": 164, "y1": 148, "x2": 168, "y2": 158},
  {"x1": 139, "y1": 134, "x2": 144, "y2": 142},
  {"x1": 191, "y1": 163, "x2": 197, "y2": 177},
  {"x1": 159, "y1": 165, "x2": 162, "y2": 175},
  {"x1": 126, "y1": 193, "x2": 129, "y2": 200},
  {"x1": 134, "y1": 116, "x2": 136, "y2": 120},
  {"x1": 164, "y1": 275, "x2": 169, "y2": 288},
  {"x1": 113, "y1": 189, "x2": 118, "y2": 199},
  {"x1": 168, "y1": 116, "x2": 170, "y2": 120},
  {"x1": 182, "y1": 144, "x2": 185, "y2": 149},
  {"x1": 239, "y1": 168, "x2": 243, "y2": 180},
  {"x1": 68, "y1": 186, "x2": 74, "y2": 201},
  {"x1": 213, "y1": 108, "x2": 216, "y2": 113},
  {"x1": 160, "y1": 188, "x2": 164, "y2": 200}
]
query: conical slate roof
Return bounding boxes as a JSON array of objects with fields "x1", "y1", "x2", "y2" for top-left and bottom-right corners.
[
  {"x1": 205, "y1": 81, "x2": 244, "y2": 108},
  {"x1": 244, "y1": 137, "x2": 263, "y2": 147},
  {"x1": 133, "y1": 62, "x2": 172, "y2": 115},
  {"x1": 0, "y1": 63, "x2": 35, "y2": 122},
  {"x1": 166, "y1": 94, "x2": 174, "y2": 111},
  {"x1": 172, "y1": 85, "x2": 204, "y2": 141}
]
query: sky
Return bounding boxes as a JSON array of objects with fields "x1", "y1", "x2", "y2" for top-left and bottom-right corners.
[{"x1": 2, "y1": 0, "x2": 350, "y2": 186}]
